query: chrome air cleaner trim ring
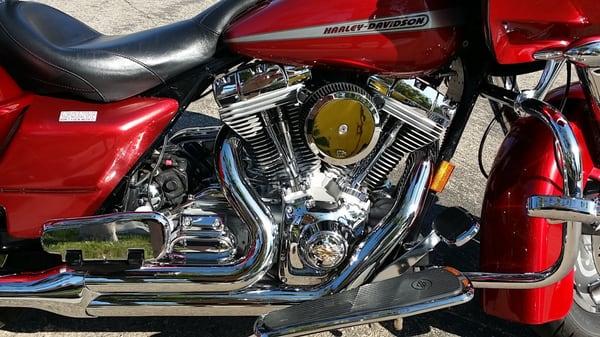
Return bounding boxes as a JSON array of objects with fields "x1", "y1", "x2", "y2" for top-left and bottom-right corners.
[{"x1": 305, "y1": 87, "x2": 381, "y2": 166}]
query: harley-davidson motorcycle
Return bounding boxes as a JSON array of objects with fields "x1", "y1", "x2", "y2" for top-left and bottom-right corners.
[{"x1": 0, "y1": 0, "x2": 600, "y2": 336}]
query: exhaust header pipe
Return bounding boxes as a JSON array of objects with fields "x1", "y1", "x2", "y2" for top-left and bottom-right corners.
[{"x1": 36, "y1": 136, "x2": 279, "y2": 294}]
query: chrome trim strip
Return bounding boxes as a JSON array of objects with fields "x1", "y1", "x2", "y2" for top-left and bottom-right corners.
[
  {"x1": 528, "y1": 196, "x2": 598, "y2": 224},
  {"x1": 227, "y1": 9, "x2": 462, "y2": 43},
  {"x1": 87, "y1": 296, "x2": 287, "y2": 317}
]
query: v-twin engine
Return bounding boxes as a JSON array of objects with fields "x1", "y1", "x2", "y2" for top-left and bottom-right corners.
[{"x1": 213, "y1": 62, "x2": 457, "y2": 286}]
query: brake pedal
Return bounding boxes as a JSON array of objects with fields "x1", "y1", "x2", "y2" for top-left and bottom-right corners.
[{"x1": 254, "y1": 267, "x2": 473, "y2": 337}]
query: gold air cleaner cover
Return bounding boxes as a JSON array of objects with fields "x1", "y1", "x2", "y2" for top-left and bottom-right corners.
[{"x1": 305, "y1": 83, "x2": 380, "y2": 166}]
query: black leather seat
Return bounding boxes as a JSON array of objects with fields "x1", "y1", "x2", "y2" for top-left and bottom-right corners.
[{"x1": 0, "y1": 0, "x2": 257, "y2": 102}]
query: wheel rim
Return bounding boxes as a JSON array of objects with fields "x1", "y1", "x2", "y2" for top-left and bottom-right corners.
[{"x1": 574, "y1": 234, "x2": 600, "y2": 314}]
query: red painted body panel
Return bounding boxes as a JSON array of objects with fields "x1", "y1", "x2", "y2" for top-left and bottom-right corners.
[
  {"x1": 488, "y1": 0, "x2": 600, "y2": 64},
  {"x1": 480, "y1": 87, "x2": 594, "y2": 324},
  {"x1": 0, "y1": 91, "x2": 179, "y2": 239},
  {"x1": 226, "y1": 0, "x2": 461, "y2": 74}
]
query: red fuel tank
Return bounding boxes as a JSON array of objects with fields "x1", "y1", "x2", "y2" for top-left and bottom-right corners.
[{"x1": 226, "y1": 0, "x2": 463, "y2": 75}]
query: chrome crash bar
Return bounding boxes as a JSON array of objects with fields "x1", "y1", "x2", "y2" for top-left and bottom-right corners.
[{"x1": 471, "y1": 50, "x2": 597, "y2": 289}]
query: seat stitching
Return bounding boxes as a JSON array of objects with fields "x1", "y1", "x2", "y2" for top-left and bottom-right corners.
[
  {"x1": 0, "y1": 15, "x2": 107, "y2": 102},
  {"x1": 191, "y1": 18, "x2": 220, "y2": 36},
  {"x1": 28, "y1": 76, "x2": 97, "y2": 93},
  {"x1": 70, "y1": 48, "x2": 167, "y2": 84}
]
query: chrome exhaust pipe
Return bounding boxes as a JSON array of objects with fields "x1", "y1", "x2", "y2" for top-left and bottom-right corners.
[
  {"x1": 87, "y1": 136, "x2": 279, "y2": 293},
  {"x1": 28, "y1": 135, "x2": 277, "y2": 295}
]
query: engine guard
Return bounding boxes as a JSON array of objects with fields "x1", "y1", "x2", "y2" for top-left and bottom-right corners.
[{"x1": 480, "y1": 85, "x2": 595, "y2": 324}]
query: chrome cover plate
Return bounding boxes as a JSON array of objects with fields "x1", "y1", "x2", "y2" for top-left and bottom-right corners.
[
  {"x1": 528, "y1": 195, "x2": 599, "y2": 224},
  {"x1": 41, "y1": 212, "x2": 171, "y2": 263},
  {"x1": 280, "y1": 172, "x2": 370, "y2": 286},
  {"x1": 368, "y1": 76, "x2": 456, "y2": 131},
  {"x1": 214, "y1": 63, "x2": 311, "y2": 108}
]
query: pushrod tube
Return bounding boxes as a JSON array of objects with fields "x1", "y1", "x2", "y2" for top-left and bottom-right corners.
[{"x1": 471, "y1": 85, "x2": 583, "y2": 289}]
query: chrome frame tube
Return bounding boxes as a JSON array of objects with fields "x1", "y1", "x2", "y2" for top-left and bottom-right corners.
[
  {"x1": 522, "y1": 59, "x2": 566, "y2": 100},
  {"x1": 469, "y1": 75, "x2": 583, "y2": 289}
]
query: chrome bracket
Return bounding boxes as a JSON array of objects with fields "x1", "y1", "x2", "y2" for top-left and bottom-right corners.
[
  {"x1": 528, "y1": 196, "x2": 599, "y2": 224},
  {"x1": 373, "y1": 209, "x2": 480, "y2": 282}
]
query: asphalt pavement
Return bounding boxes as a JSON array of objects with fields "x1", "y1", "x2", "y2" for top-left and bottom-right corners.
[{"x1": 0, "y1": 1, "x2": 567, "y2": 336}]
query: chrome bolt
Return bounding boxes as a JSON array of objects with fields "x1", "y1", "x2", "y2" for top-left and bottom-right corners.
[
  {"x1": 338, "y1": 124, "x2": 349, "y2": 135},
  {"x1": 305, "y1": 199, "x2": 316, "y2": 209},
  {"x1": 285, "y1": 206, "x2": 295, "y2": 219}
]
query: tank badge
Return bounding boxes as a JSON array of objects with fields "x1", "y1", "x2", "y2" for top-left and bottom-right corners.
[
  {"x1": 227, "y1": 9, "x2": 461, "y2": 44},
  {"x1": 323, "y1": 14, "x2": 429, "y2": 35}
]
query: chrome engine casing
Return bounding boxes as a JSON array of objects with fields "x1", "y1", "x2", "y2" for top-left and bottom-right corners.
[
  {"x1": 280, "y1": 171, "x2": 370, "y2": 285},
  {"x1": 213, "y1": 63, "x2": 457, "y2": 286}
]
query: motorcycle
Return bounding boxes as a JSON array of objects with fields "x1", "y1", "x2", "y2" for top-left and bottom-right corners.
[{"x1": 0, "y1": 0, "x2": 598, "y2": 336}]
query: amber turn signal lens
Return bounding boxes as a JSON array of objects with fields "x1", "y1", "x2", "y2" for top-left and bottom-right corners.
[{"x1": 430, "y1": 161, "x2": 455, "y2": 193}]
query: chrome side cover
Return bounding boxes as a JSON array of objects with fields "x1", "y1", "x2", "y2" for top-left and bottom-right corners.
[{"x1": 42, "y1": 212, "x2": 172, "y2": 263}]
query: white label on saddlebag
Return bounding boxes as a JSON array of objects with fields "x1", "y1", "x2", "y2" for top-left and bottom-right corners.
[{"x1": 59, "y1": 111, "x2": 98, "y2": 122}]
